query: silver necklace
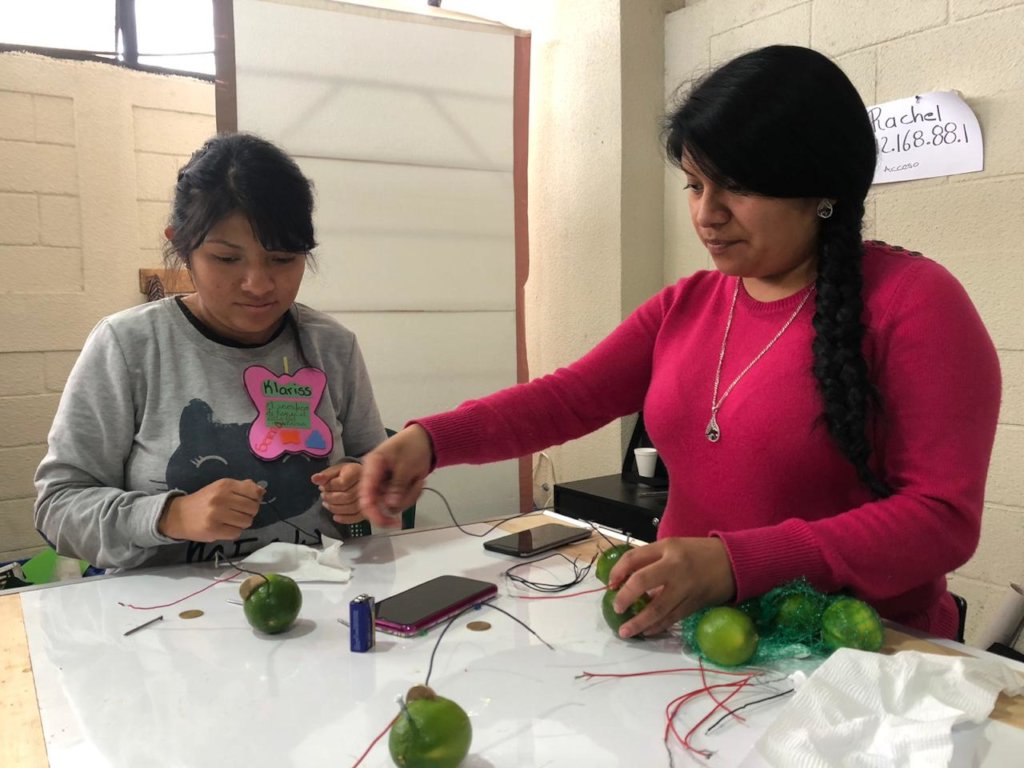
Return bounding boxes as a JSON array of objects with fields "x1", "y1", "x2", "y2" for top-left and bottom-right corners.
[{"x1": 706, "y1": 280, "x2": 816, "y2": 443}]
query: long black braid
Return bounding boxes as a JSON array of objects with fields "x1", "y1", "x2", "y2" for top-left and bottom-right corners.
[{"x1": 812, "y1": 205, "x2": 891, "y2": 498}]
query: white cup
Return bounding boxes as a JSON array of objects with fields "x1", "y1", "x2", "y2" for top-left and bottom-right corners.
[{"x1": 634, "y1": 447, "x2": 658, "y2": 478}]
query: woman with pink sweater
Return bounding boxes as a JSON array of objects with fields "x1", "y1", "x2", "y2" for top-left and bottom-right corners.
[{"x1": 358, "y1": 46, "x2": 1000, "y2": 642}]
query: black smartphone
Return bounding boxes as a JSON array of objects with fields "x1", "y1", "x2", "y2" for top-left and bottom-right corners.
[
  {"x1": 483, "y1": 523, "x2": 592, "y2": 558},
  {"x1": 374, "y1": 575, "x2": 497, "y2": 637}
]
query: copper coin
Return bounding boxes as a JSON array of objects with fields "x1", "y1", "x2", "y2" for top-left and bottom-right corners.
[
  {"x1": 466, "y1": 621, "x2": 491, "y2": 632},
  {"x1": 178, "y1": 609, "x2": 204, "y2": 620}
]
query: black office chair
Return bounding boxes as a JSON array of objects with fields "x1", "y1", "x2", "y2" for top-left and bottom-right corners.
[{"x1": 951, "y1": 592, "x2": 968, "y2": 643}]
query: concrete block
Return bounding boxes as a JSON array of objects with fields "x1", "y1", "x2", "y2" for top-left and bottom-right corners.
[
  {"x1": 710, "y1": 3, "x2": 810, "y2": 65},
  {"x1": 986, "y1": 425, "x2": 1024, "y2": 508},
  {"x1": 0, "y1": 89, "x2": 34, "y2": 141},
  {"x1": 998, "y1": 350, "x2": 1023, "y2": 426},
  {"x1": 39, "y1": 195, "x2": 82, "y2": 247},
  {"x1": 862, "y1": 196, "x2": 878, "y2": 239},
  {"x1": 953, "y1": 0, "x2": 1024, "y2": 21},
  {"x1": 0, "y1": 498, "x2": 45, "y2": 558},
  {"x1": 900, "y1": 246, "x2": 1024, "y2": 353},
  {"x1": 0, "y1": 394, "x2": 60, "y2": 447},
  {"x1": 813, "y1": 0, "x2": 946, "y2": 56},
  {"x1": 0, "y1": 246, "x2": 83, "y2": 293},
  {"x1": 665, "y1": 2, "x2": 714, "y2": 86},
  {"x1": 0, "y1": 353, "x2": 44, "y2": 396},
  {"x1": 0, "y1": 445, "x2": 47, "y2": 499},
  {"x1": 132, "y1": 107, "x2": 215, "y2": 156},
  {"x1": 711, "y1": 0, "x2": 808, "y2": 35},
  {"x1": 876, "y1": 8, "x2": 1024, "y2": 101},
  {"x1": 44, "y1": 351, "x2": 80, "y2": 392},
  {"x1": 135, "y1": 151, "x2": 185, "y2": 202},
  {"x1": 33, "y1": 95, "x2": 75, "y2": 145},
  {"x1": 873, "y1": 177, "x2": 1024, "y2": 258},
  {"x1": 955, "y1": 505, "x2": 1024, "y2": 583},
  {"x1": 836, "y1": 48, "x2": 877, "y2": 106},
  {"x1": 0, "y1": 192, "x2": 40, "y2": 244},
  {"x1": 950, "y1": 89, "x2": 1024, "y2": 182},
  {"x1": 137, "y1": 201, "x2": 171, "y2": 251},
  {"x1": 0, "y1": 140, "x2": 78, "y2": 194}
]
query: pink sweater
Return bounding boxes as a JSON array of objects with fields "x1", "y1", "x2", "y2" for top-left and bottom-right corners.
[{"x1": 417, "y1": 243, "x2": 1000, "y2": 638}]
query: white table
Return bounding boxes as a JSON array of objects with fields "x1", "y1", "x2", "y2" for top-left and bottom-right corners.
[{"x1": 5, "y1": 512, "x2": 1024, "y2": 767}]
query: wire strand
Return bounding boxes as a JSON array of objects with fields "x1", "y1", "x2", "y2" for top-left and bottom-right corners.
[{"x1": 424, "y1": 601, "x2": 554, "y2": 687}]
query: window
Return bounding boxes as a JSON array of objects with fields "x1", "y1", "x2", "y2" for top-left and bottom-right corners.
[{"x1": 0, "y1": 0, "x2": 215, "y2": 77}]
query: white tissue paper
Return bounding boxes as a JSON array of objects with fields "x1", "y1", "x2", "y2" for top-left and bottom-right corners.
[
  {"x1": 238, "y1": 537, "x2": 352, "y2": 582},
  {"x1": 755, "y1": 648, "x2": 1024, "y2": 768}
]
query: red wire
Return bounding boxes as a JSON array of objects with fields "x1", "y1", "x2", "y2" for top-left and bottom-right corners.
[
  {"x1": 511, "y1": 585, "x2": 607, "y2": 600},
  {"x1": 682, "y1": 675, "x2": 754, "y2": 756},
  {"x1": 351, "y1": 713, "x2": 399, "y2": 767},
  {"x1": 697, "y1": 658, "x2": 746, "y2": 726},
  {"x1": 580, "y1": 667, "x2": 751, "y2": 680},
  {"x1": 117, "y1": 569, "x2": 242, "y2": 610}
]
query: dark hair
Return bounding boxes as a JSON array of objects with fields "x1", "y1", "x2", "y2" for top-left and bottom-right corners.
[
  {"x1": 164, "y1": 132, "x2": 317, "y2": 267},
  {"x1": 664, "y1": 45, "x2": 890, "y2": 498}
]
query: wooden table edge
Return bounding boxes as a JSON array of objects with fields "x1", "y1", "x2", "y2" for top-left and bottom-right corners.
[{"x1": 0, "y1": 592, "x2": 49, "y2": 766}]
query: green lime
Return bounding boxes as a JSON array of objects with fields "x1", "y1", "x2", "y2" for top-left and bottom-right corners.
[
  {"x1": 595, "y1": 544, "x2": 631, "y2": 585},
  {"x1": 821, "y1": 597, "x2": 885, "y2": 652},
  {"x1": 389, "y1": 685, "x2": 472, "y2": 768},
  {"x1": 240, "y1": 573, "x2": 302, "y2": 634},
  {"x1": 772, "y1": 592, "x2": 827, "y2": 637},
  {"x1": 695, "y1": 606, "x2": 759, "y2": 667},
  {"x1": 601, "y1": 587, "x2": 650, "y2": 635}
]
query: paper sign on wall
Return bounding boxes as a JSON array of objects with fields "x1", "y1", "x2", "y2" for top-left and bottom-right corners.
[{"x1": 867, "y1": 91, "x2": 983, "y2": 185}]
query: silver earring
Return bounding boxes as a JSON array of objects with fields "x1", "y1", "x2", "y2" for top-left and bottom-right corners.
[{"x1": 816, "y1": 199, "x2": 834, "y2": 219}]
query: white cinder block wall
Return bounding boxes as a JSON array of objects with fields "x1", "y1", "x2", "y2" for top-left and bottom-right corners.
[
  {"x1": 664, "y1": 0, "x2": 1024, "y2": 646},
  {"x1": 0, "y1": 53, "x2": 214, "y2": 563}
]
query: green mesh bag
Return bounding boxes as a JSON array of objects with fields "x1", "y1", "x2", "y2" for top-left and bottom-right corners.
[{"x1": 681, "y1": 579, "x2": 879, "y2": 666}]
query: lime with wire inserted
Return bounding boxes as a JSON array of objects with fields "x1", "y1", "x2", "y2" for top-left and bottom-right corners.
[
  {"x1": 595, "y1": 544, "x2": 631, "y2": 585},
  {"x1": 389, "y1": 685, "x2": 472, "y2": 768},
  {"x1": 240, "y1": 573, "x2": 302, "y2": 635}
]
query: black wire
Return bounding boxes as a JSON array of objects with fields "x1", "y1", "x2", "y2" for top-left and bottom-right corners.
[
  {"x1": 421, "y1": 486, "x2": 541, "y2": 538},
  {"x1": 504, "y1": 551, "x2": 597, "y2": 593},
  {"x1": 213, "y1": 552, "x2": 267, "y2": 582},
  {"x1": 423, "y1": 601, "x2": 554, "y2": 687},
  {"x1": 703, "y1": 688, "x2": 794, "y2": 734},
  {"x1": 267, "y1": 500, "x2": 319, "y2": 541}
]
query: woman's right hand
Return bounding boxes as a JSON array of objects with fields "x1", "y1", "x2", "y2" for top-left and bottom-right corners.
[
  {"x1": 158, "y1": 478, "x2": 264, "y2": 542},
  {"x1": 359, "y1": 425, "x2": 434, "y2": 527}
]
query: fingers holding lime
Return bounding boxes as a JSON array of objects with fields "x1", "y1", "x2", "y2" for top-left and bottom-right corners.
[{"x1": 601, "y1": 587, "x2": 651, "y2": 636}]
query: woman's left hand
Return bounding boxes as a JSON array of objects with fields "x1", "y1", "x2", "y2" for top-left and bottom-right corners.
[
  {"x1": 312, "y1": 462, "x2": 364, "y2": 524},
  {"x1": 607, "y1": 537, "x2": 737, "y2": 639}
]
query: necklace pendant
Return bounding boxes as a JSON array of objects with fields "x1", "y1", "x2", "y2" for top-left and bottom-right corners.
[{"x1": 705, "y1": 413, "x2": 721, "y2": 443}]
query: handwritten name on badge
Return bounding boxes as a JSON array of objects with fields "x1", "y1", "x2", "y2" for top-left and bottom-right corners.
[{"x1": 867, "y1": 91, "x2": 983, "y2": 185}]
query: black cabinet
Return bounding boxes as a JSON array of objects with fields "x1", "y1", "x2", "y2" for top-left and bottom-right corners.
[{"x1": 553, "y1": 474, "x2": 666, "y2": 543}]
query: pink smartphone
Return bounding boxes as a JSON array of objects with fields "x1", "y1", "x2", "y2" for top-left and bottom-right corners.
[{"x1": 374, "y1": 575, "x2": 497, "y2": 637}]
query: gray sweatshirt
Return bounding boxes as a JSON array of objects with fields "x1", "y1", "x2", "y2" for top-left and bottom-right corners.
[{"x1": 34, "y1": 298, "x2": 386, "y2": 569}]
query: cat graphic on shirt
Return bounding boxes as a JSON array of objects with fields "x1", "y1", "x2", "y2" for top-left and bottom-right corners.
[{"x1": 166, "y1": 399, "x2": 328, "y2": 559}]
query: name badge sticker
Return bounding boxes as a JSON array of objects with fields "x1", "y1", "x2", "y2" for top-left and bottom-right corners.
[{"x1": 243, "y1": 365, "x2": 334, "y2": 460}]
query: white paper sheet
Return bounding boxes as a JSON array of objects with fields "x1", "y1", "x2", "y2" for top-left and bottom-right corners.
[{"x1": 868, "y1": 91, "x2": 983, "y2": 184}]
